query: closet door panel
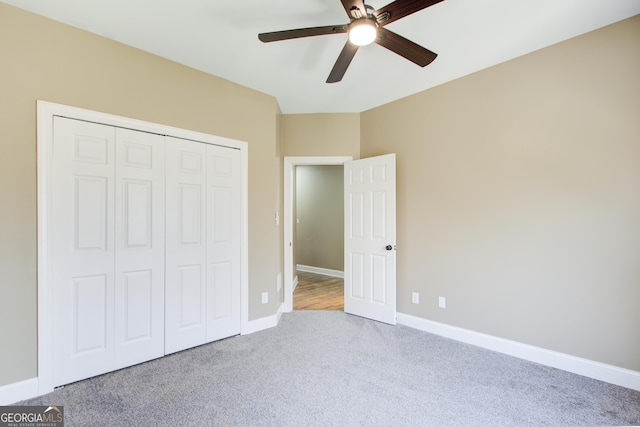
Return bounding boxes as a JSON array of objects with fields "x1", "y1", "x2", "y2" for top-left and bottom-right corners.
[
  {"x1": 165, "y1": 137, "x2": 207, "y2": 354},
  {"x1": 52, "y1": 117, "x2": 116, "y2": 387},
  {"x1": 114, "y1": 128, "x2": 166, "y2": 368},
  {"x1": 206, "y1": 146, "x2": 241, "y2": 342}
]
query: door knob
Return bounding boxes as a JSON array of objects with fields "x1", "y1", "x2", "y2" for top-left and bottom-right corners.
[{"x1": 385, "y1": 245, "x2": 393, "y2": 251}]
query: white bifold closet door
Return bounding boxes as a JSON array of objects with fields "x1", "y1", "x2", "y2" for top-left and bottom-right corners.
[
  {"x1": 53, "y1": 118, "x2": 165, "y2": 386},
  {"x1": 52, "y1": 117, "x2": 241, "y2": 386},
  {"x1": 164, "y1": 137, "x2": 241, "y2": 354}
]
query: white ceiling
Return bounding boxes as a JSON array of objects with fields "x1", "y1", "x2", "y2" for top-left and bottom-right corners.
[{"x1": 3, "y1": 0, "x2": 639, "y2": 113}]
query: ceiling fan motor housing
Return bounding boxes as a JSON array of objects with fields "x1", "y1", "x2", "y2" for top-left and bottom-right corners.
[{"x1": 349, "y1": 3, "x2": 376, "y2": 19}]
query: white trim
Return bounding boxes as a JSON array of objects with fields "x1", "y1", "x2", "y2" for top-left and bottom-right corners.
[
  {"x1": 239, "y1": 141, "x2": 249, "y2": 337},
  {"x1": 292, "y1": 275, "x2": 299, "y2": 291},
  {"x1": 296, "y1": 264, "x2": 344, "y2": 279},
  {"x1": 242, "y1": 308, "x2": 282, "y2": 335},
  {"x1": 397, "y1": 313, "x2": 640, "y2": 392},
  {"x1": 283, "y1": 156, "x2": 352, "y2": 313},
  {"x1": 37, "y1": 100, "x2": 249, "y2": 396},
  {"x1": 0, "y1": 378, "x2": 39, "y2": 405}
]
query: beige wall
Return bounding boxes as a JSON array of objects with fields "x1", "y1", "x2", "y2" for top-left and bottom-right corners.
[
  {"x1": 281, "y1": 113, "x2": 360, "y2": 159},
  {"x1": 0, "y1": 3, "x2": 281, "y2": 387},
  {"x1": 361, "y1": 15, "x2": 640, "y2": 371},
  {"x1": 296, "y1": 166, "x2": 344, "y2": 272}
]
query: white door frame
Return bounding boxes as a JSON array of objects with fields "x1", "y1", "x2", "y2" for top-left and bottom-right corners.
[
  {"x1": 283, "y1": 156, "x2": 352, "y2": 312},
  {"x1": 37, "y1": 101, "x2": 249, "y2": 395}
]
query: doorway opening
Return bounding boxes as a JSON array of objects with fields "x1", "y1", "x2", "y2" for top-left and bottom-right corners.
[
  {"x1": 283, "y1": 156, "x2": 352, "y2": 312},
  {"x1": 293, "y1": 164, "x2": 344, "y2": 310}
]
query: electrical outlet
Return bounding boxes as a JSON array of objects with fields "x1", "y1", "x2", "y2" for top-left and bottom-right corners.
[
  {"x1": 412, "y1": 292, "x2": 419, "y2": 304},
  {"x1": 262, "y1": 292, "x2": 268, "y2": 304},
  {"x1": 438, "y1": 296, "x2": 446, "y2": 309}
]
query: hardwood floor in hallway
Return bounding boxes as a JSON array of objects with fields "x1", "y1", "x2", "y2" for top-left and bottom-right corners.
[{"x1": 293, "y1": 271, "x2": 344, "y2": 311}]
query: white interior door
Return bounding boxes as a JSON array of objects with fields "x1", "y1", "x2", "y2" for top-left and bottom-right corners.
[
  {"x1": 344, "y1": 154, "x2": 396, "y2": 325},
  {"x1": 53, "y1": 117, "x2": 116, "y2": 385},
  {"x1": 205, "y1": 145, "x2": 241, "y2": 342},
  {"x1": 114, "y1": 128, "x2": 166, "y2": 369},
  {"x1": 165, "y1": 137, "x2": 208, "y2": 354}
]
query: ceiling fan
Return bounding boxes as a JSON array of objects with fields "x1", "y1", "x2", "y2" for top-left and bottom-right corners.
[{"x1": 258, "y1": 0, "x2": 444, "y2": 83}]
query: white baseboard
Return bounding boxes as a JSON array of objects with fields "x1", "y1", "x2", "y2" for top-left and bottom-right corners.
[
  {"x1": 242, "y1": 309, "x2": 281, "y2": 335},
  {"x1": 0, "y1": 377, "x2": 39, "y2": 405},
  {"x1": 296, "y1": 264, "x2": 344, "y2": 279},
  {"x1": 292, "y1": 275, "x2": 298, "y2": 291},
  {"x1": 397, "y1": 312, "x2": 640, "y2": 392}
]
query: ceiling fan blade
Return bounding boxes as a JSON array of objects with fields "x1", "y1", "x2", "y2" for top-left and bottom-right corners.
[
  {"x1": 258, "y1": 25, "x2": 347, "y2": 43},
  {"x1": 375, "y1": 27, "x2": 437, "y2": 67},
  {"x1": 327, "y1": 41, "x2": 359, "y2": 83},
  {"x1": 340, "y1": 0, "x2": 367, "y2": 20},
  {"x1": 374, "y1": 0, "x2": 444, "y2": 26}
]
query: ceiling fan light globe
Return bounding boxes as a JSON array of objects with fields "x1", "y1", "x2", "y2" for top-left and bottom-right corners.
[{"x1": 349, "y1": 20, "x2": 377, "y2": 46}]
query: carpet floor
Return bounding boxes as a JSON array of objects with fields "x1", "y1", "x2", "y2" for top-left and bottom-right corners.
[{"x1": 20, "y1": 311, "x2": 640, "y2": 426}]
